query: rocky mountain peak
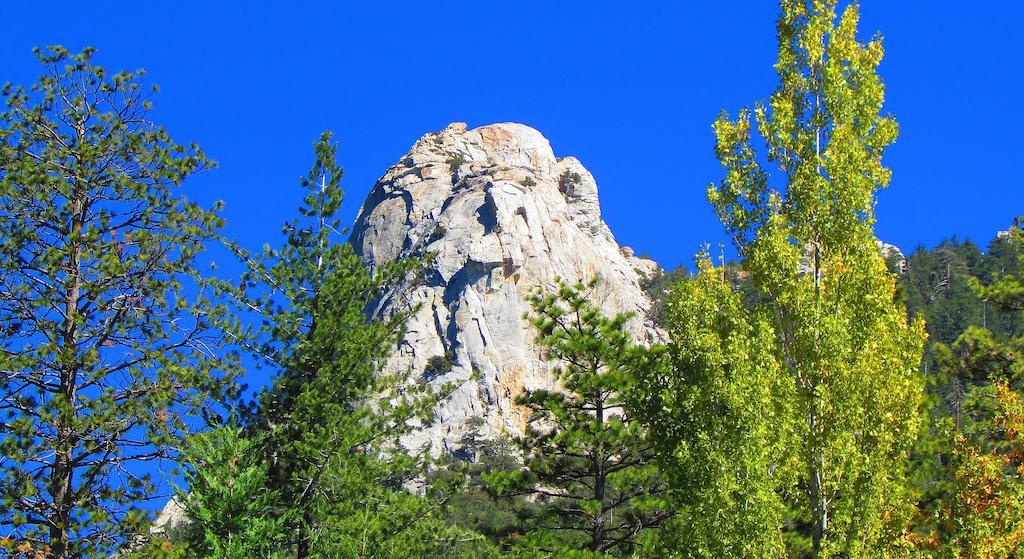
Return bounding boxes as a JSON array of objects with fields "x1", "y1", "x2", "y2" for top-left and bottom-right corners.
[{"x1": 350, "y1": 122, "x2": 659, "y2": 454}]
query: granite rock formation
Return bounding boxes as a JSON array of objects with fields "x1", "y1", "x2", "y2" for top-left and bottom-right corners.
[{"x1": 350, "y1": 122, "x2": 659, "y2": 454}]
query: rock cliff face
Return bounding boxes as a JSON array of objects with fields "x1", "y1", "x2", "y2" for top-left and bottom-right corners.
[{"x1": 350, "y1": 122, "x2": 659, "y2": 454}]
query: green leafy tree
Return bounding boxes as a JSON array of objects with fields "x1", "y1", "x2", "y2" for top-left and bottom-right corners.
[
  {"x1": 502, "y1": 279, "x2": 667, "y2": 557},
  {"x1": 0, "y1": 47, "x2": 240, "y2": 558},
  {"x1": 638, "y1": 2, "x2": 926, "y2": 557},
  {"x1": 631, "y1": 255, "x2": 800, "y2": 558}
]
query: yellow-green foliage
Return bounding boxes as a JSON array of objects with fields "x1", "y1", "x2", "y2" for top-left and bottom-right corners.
[{"x1": 638, "y1": 2, "x2": 926, "y2": 557}]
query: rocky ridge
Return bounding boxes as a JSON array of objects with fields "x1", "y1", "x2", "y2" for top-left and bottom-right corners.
[{"x1": 350, "y1": 122, "x2": 659, "y2": 454}]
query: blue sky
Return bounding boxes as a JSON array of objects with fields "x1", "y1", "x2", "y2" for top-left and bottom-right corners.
[{"x1": 2, "y1": 1, "x2": 1021, "y2": 269}]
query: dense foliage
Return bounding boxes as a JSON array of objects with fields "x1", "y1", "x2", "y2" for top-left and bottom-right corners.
[
  {"x1": 637, "y1": 1, "x2": 927, "y2": 557},
  {"x1": 907, "y1": 227, "x2": 1024, "y2": 558},
  {"x1": 2, "y1": 2, "x2": 1022, "y2": 558},
  {"x1": 493, "y1": 280, "x2": 667, "y2": 556},
  {"x1": 0, "y1": 47, "x2": 240, "y2": 559}
]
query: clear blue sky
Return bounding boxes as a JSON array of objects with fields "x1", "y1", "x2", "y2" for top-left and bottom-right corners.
[{"x1": 2, "y1": 1, "x2": 1021, "y2": 269}]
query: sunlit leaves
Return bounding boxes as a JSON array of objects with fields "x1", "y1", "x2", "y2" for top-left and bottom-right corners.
[{"x1": 660, "y1": 1, "x2": 926, "y2": 557}]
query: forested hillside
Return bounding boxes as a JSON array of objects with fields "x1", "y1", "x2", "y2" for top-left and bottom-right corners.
[
  {"x1": 903, "y1": 233, "x2": 1023, "y2": 370},
  {"x1": 648, "y1": 230, "x2": 1024, "y2": 432}
]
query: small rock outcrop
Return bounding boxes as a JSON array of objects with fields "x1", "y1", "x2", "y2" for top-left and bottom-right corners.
[
  {"x1": 997, "y1": 216, "x2": 1024, "y2": 240},
  {"x1": 878, "y1": 240, "x2": 906, "y2": 273},
  {"x1": 350, "y1": 122, "x2": 659, "y2": 454}
]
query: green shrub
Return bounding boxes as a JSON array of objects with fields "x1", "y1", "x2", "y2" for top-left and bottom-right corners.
[
  {"x1": 424, "y1": 352, "x2": 455, "y2": 379},
  {"x1": 557, "y1": 170, "x2": 582, "y2": 194},
  {"x1": 447, "y1": 154, "x2": 466, "y2": 174}
]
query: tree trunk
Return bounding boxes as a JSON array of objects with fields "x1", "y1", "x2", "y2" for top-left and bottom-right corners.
[
  {"x1": 591, "y1": 391, "x2": 607, "y2": 552},
  {"x1": 810, "y1": 465, "x2": 828, "y2": 556},
  {"x1": 809, "y1": 404, "x2": 828, "y2": 557},
  {"x1": 50, "y1": 191, "x2": 85, "y2": 559},
  {"x1": 296, "y1": 510, "x2": 311, "y2": 559}
]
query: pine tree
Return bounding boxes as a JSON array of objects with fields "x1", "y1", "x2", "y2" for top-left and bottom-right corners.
[
  {"x1": 212, "y1": 131, "x2": 443, "y2": 558},
  {"x1": 0, "y1": 47, "x2": 240, "y2": 558},
  {"x1": 976, "y1": 229, "x2": 1024, "y2": 316},
  {"x1": 919, "y1": 227, "x2": 1024, "y2": 557},
  {"x1": 506, "y1": 279, "x2": 667, "y2": 556},
  {"x1": 176, "y1": 425, "x2": 287, "y2": 558},
  {"x1": 636, "y1": 2, "x2": 926, "y2": 557}
]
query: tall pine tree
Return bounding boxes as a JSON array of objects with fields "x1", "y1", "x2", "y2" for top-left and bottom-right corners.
[
  {"x1": 504, "y1": 279, "x2": 667, "y2": 556},
  {"x1": 0, "y1": 47, "x2": 240, "y2": 558},
  {"x1": 192, "y1": 132, "x2": 447, "y2": 558}
]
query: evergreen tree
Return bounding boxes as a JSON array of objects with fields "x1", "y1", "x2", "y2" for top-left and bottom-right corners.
[
  {"x1": 636, "y1": 2, "x2": 926, "y2": 557},
  {"x1": 503, "y1": 279, "x2": 667, "y2": 556},
  {"x1": 176, "y1": 425, "x2": 287, "y2": 558},
  {"x1": 976, "y1": 228, "x2": 1024, "y2": 319},
  {"x1": 898, "y1": 231, "x2": 1024, "y2": 527},
  {"x1": 900, "y1": 235, "x2": 1023, "y2": 379},
  {"x1": 0, "y1": 47, "x2": 240, "y2": 558},
  {"x1": 188, "y1": 131, "x2": 447, "y2": 558},
  {"x1": 916, "y1": 227, "x2": 1024, "y2": 558}
]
